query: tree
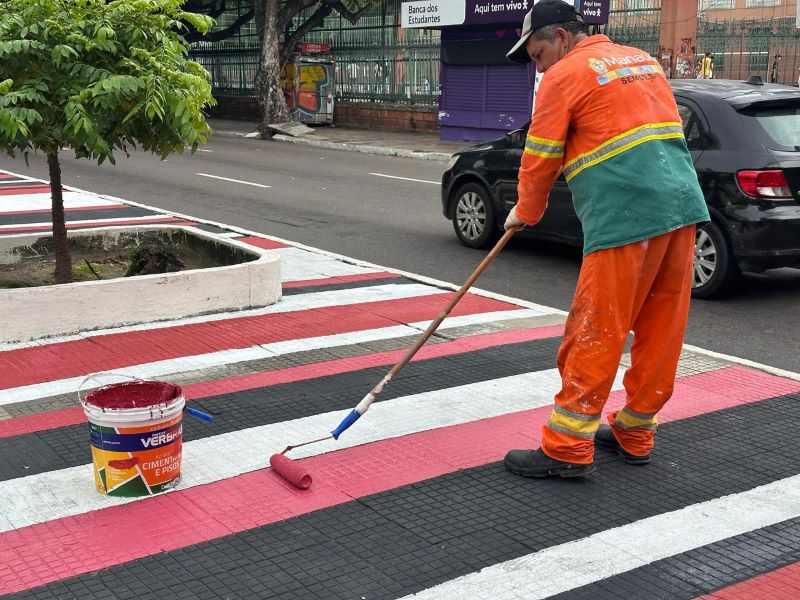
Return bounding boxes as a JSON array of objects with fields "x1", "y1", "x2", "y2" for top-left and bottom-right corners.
[
  {"x1": 183, "y1": 0, "x2": 375, "y2": 137},
  {"x1": 0, "y1": 0, "x2": 215, "y2": 284}
]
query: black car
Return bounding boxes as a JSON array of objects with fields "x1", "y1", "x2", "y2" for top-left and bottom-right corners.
[{"x1": 441, "y1": 78, "x2": 800, "y2": 298}]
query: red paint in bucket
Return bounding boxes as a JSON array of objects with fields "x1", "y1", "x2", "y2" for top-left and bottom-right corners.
[
  {"x1": 81, "y1": 381, "x2": 185, "y2": 497},
  {"x1": 85, "y1": 381, "x2": 182, "y2": 410}
]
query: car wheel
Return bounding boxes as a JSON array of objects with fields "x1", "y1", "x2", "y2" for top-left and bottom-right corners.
[
  {"x1": 692, "y1": 221, "x2": 739, "y2": 299},
  {"x1": 452, "y1": 182, "x2": 498, "y2": 249}
]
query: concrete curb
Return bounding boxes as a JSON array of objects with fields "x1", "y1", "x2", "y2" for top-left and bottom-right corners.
[{"x1": 272, "y1": 133, "x2": 453, "y2": 162}]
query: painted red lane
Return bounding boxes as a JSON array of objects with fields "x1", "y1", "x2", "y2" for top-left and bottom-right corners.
[
  {"x1": 0, "y1": 216, "x2": 189, "y2": 234},
  {"x1": 696, "y1": 561, "x2": 800, "y2": 599},
  {"x1": 237, "y1": 236, "x2": 291, "y2": 250},
  {"x1": 0, "y1": 325, "x2": 565, "y2": 438},
  {"x1": 0, "y1": 185, "x2": 53, "y2": 195},
  {"x1": 0, "y1": 365, "x2": 797, "y2": 594},
  {"x1": 0, "y1": 293, "x2": 516, "y2": 390},
  {"x1": 0, "y1": 204, "x2": 128, "y2": 216},
  {"x1": 282, "y1": 271, "x2": 401, "y2": 289}
]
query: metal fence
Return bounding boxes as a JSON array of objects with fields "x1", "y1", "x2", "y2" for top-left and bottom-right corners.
[
  {"x1": 189, "y1": 0, "x2": 800, "y2": 108},
  {"x1": 188, "y1": 0, "x2": 440, "y2": 105},
  {"x1": 603, "y1": 0, "x2": 662, "y2": 56},
  {"x1": 300, "y1": 3, "x2": 440, "y2": 105},
  {"x1": 697, "y1": 17, "x2": 800, "y2": 84}
]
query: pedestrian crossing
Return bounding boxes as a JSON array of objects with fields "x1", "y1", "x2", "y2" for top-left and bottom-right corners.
[{"x1": 1, "y1": 169, "x2": 799, "y2": 599}]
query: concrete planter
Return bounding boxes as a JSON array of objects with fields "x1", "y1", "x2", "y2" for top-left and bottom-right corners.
[{"x1": 0, "y1": 226, "x2": 281, "y2": 343}]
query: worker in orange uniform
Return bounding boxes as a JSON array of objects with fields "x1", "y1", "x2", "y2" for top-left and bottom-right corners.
[{"x1": 503, "y1": 0, "x2": 710, "y2": 478}]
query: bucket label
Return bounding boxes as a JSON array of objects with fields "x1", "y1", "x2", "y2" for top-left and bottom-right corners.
[
  {"x1": 90, "y1": 422, "x2": 182, "y2": 452},
  {"x1": 89, "y1": 413, "x2": 183, "y2": 497}
]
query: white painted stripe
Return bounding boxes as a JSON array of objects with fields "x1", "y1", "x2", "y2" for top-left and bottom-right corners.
[
  {"x1": 273, "y1": 247, "x2": 388, "y2": 282},
  {"x1": 0, "y1": 308, "x2": 546, "y2": 404},
  {"x1": 369, "y1": 172, "x2": 440, "y2": 185},
  {"x1": 0, "y1": 283, "x2": 444, "y2": 353},
  {"x1": 195, "y1": 173, "x2": 270, "y2": 188},
  {"x1": 0, "y1": 191, "x2": 122, "y2": 211},
  {"x1": 0, "y1": 368, "x2": 620, "y2": 533},
  {"x1": 0, "y1": 215, "x2": 172, "y2": 230},
  {"x1": 198, "y1": 149, "x2": 213, "y2": 153},
  {"x1": 403, "y1": 475, "x2": 800, "y2": 600}
]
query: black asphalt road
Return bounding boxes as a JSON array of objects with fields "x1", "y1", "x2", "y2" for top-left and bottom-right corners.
[{"x1": 2, "y1": 128, "x2": 798, "y2": 373}]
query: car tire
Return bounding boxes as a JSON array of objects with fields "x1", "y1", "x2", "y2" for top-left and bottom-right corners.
[
  {"x1": 451, "y1": 182, "x2": 498, "y2": 249},
  {"x1": 692, "y1": 221, "x2": 740, "y2": 299}
]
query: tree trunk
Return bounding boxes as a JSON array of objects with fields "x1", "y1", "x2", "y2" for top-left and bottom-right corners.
[
  {"x1": 254, "y1": 0, "x2": 291, "y2": 138},
  {"x1": 47, "y1": 150, "x2": 72, "y2": 284}
]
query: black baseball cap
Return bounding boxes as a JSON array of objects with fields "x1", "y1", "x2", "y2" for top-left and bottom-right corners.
[{"x1": 506, "y1": 0, "x2": 584, "y2": 64}]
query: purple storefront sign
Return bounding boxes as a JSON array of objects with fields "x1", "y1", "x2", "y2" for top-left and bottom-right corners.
[
  {"x1": 461, "y1": 0, "x2": 608, "y2": 26},
  {"x1": 463, "y1": 0, "x2": 530, "y2": 25},
  {"x1": 576, "y1": 0, "x2": 609, "y2": 24}
]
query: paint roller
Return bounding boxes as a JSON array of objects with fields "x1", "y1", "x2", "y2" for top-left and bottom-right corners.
[{"x1": 269, "y1": 228, "x2": 518, "y2": 489}]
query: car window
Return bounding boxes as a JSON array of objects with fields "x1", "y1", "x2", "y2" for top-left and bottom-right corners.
[
  {"x1": 677, "y1": 103, "x2": 705, "y2": 151},
  {"x1": 740, "y1": 102, "x2": 800, "y2": 151}
]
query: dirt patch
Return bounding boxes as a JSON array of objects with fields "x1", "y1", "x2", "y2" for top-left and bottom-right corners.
[{"x1": 0, "y1": 229, "x2": 257, "y2": 289}]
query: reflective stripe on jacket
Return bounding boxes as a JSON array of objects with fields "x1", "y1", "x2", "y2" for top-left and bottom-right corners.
[{"x1": 516, "y1": 35, "x2": 709, "y2": 255}]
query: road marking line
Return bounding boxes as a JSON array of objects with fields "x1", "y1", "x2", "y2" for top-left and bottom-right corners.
[
  {"x1": 369, "y1": 172, "x2": 440, "y2": 185},
  {"x1": 0, "y1": 368, "x2": 602, "y2": 533},
  {"x1": 195, "y1": 173, "x2": 270, "y2": 188},
  {"x1": 402, "y1": 474, "x2": 800, "y2": 600},
  {"x1": 0, "y1": 309, "x2": 542, "y2": 404}
]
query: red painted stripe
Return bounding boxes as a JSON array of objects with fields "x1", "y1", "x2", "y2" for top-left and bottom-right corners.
[
  {"x1": 0, "y1": 216, "x2": 189, "y2": 234},
  {"x1": 0, "y1": 204, "x2": 128, "y2": 216},
  {"x1": 0, "y1": 185, "x2": 53, "y2": 195},
  {"x1": 696, "y1": 562, "x2": 800, "y2": 599},
  {"x1": 0, "y1": 325, "x2": 565, "y2": 438},
  {"x1": 237, "y1": 236, "x2": 291, "y2": 249},
  {"x1": 0, "y1": 293, "x2": 516, "y2": 390},
  {"x1": 0, "y1": 365, "x2": 794, "y2": 594},
  {"x1": 282, "y1": 271, "x2": 401, "y2": 289}
]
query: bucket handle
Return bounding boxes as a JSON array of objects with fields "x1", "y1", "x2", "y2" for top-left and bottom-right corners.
[{"x1": 77, "y1": 372, "x2": 144, "y2": 406}]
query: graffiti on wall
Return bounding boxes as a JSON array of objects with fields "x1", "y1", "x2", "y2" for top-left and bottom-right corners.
[
  {"x1": 280, "y1": 62, "x2": 333, "y2": 122},
  {"x1": 674, "y1": 37, "x2": 697, "y2": 78}
]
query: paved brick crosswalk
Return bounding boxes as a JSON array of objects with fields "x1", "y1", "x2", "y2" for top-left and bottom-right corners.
[{"x1": 1, "y1": 170, "x2": 799, "y2": 599}]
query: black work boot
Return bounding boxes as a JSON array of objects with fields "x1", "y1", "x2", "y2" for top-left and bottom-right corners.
[
  {"x1": 504, "y1": 448, "x2": 595, "y2": 478},
  {"x1": 595, "y1": 425, "x2": 651, "y2": 465}
]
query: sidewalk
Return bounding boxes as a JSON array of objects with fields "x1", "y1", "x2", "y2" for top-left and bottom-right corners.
[
  {"x1": 1, "y1": 167, "x2": 800, "y2": 599},
  {"x1": 210, "y1": 117, "x2": 472, "y2": 162}
]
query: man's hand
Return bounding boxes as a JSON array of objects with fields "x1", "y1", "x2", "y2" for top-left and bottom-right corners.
[{"x1": 504, "y1": 206, "x2": 526, "y2": 231}]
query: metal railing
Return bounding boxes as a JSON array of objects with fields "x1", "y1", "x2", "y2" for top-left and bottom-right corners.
[
  {"x1": 697, "y1": 17, "x2": 800, "y2": 84},
  {"x1": 189, "y1": 0, "x2": 800, "y2": 109},
  {"x1": 189, "y1": 0, "x2": 440, "y2": 105}
]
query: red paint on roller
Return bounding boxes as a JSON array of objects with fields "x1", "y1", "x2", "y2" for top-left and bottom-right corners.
[{"x1": 269, "y1": 453, "x2": 312, "y2": 489}]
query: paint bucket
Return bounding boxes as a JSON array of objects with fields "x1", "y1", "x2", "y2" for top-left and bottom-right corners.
[{"x1": 79, "y1": 374, "x2": 185, "y2": 497}]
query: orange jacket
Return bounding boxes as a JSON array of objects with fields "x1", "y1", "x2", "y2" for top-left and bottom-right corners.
[{"x1": 516, "y1": 35, "x2": 708, "y2": 254}]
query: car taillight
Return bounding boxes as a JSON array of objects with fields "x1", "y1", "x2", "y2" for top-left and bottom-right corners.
[{"x1": 736, "y1": 170, "x2": 792, "y2": 199}]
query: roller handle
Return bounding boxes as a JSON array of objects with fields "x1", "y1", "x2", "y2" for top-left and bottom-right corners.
[
  {"x1": 331, "y1": 409, "x2": 362, "y2": 439},
  {"x1": 375, "y1": 227, "x2": 517, "y2": 390},
  {"x1": 330, "y1": 228, "x2": 516, "y2": 443},
  {"x1": 185, "y1": 407, "x2": 214, "y2": 422}
]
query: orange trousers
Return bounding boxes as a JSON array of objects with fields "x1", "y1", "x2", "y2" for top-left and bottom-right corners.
[{"x1": 540, "y1": 225, "x2": 696, "y2": 464}]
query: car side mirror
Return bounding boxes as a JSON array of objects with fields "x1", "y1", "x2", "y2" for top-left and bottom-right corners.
[{"x1": 508, "y1": 129, "x2": 526, "y2": 148}]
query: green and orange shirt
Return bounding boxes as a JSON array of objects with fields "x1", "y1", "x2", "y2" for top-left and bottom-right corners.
[{"x1": 517, "y1": 35, "x2": 709, "y2": 255}]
